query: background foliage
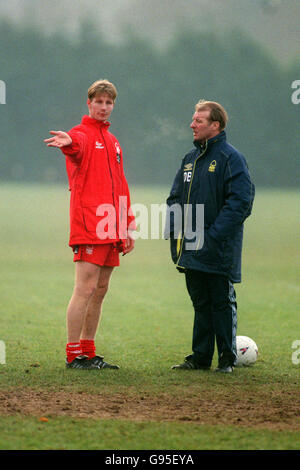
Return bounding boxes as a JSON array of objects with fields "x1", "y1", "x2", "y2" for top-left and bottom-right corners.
[{"x1": 0, "y1": 20, "x2": 299, "y2": 188}]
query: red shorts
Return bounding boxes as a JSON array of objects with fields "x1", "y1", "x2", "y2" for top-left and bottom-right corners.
[{"x1": 73, "y1": 244, "x2": 120, "y2": 267}]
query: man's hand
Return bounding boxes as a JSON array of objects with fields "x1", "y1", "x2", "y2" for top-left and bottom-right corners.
[
  {"x1": 44, "y1": 131, "x2": 72, "y2": 148},
  {"x1": 122, "y1": 235, "x2": 135, "y2": 255}
]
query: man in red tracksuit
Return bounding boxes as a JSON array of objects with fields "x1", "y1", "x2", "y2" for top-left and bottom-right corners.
[{"x1": 44, "y1": 79, "x2": 135, "y2": 369}]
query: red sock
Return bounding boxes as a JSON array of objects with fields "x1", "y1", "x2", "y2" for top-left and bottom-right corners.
[
  {"x1": 66, "y1": 342, "x2": 82, "y2": 363},
  {"x1": 80, "y1": 339, "x2": 96, "y2": 359}
]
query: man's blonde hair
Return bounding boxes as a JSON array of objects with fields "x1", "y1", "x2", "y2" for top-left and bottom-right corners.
[
  {"x1": 195, "y1": 100, "x2": 228, "y2": 131},
  {"x1": 88, "y1": 79, "x2": 117, "y2": 101}
]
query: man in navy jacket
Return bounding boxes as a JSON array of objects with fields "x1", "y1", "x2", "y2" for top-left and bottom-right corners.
[{"x1": 165, "y1": 100, "x2": 255, "y2": 373}]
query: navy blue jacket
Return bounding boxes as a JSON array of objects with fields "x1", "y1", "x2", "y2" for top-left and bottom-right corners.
[{"x1": 165, "y1": 131, "x2": 255, "y2": 283}]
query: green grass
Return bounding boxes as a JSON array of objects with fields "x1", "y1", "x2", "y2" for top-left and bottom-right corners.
[
  {"x1": 0, "y1": 184, "x2": 299, "y2": 450},
  {"x1": 0, "y1": 416, "x2": 298, "y2": 450}
]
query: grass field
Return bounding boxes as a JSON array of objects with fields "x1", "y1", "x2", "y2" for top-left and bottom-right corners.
[{"x1": 0, "y1": 183, "x2": 299, "y2": 451}]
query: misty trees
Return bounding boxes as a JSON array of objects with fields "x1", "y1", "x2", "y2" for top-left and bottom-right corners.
[{"x1": 0, "y1": 21, "x2": 298, "y2": 187}]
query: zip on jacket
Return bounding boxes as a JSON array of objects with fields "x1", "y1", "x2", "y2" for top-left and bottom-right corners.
[{"x1": 176, "y1": 140, "x2": 208, "y2": 269}]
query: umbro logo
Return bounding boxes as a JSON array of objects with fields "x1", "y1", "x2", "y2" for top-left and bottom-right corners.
[
  {"x1": 95, "y1": 141, "x2": 104, "y2": 149},
  {"x1": 86, "y1": 245, "x2": 94, "y2": 255},
  {"x1": 184, "y1": 163, "x2": 193, "y2": 171}
]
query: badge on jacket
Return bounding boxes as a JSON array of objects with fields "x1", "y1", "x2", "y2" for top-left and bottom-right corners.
[
  {"x1": 115, "y1": 142, "x2": 121, "y2": 164},
  {"x1": 208, "y1": 160, "x2": 217, "y2": 172},
  {"x1": 183, "y1": 163, "x2": 193, "y2": 182}
]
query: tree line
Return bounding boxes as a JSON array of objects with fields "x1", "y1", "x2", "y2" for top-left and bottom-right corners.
[{"x1": 0, "y1": 20, "x2": 299, "y2": 188}]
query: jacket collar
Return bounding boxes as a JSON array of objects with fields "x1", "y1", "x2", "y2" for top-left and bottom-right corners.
[
  {"x1": 193, "y1": 130, "x2": 226, "y2": 151},
  {"x1": 81, "y1": 114, "x2": 111, "y2": 129}
]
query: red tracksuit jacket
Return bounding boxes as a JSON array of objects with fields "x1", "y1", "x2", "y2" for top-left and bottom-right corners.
[{"x1": 61, "y1": 115, "x2": 135, "y2": 249}]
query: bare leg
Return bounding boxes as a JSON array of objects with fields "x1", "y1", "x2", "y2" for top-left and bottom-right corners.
[
  {"x1": 66, "y1": 261, "x2": 100, "y2": 343},
  {"x1": 81, "y1": 266, "x2": 114, "y2": 340}
]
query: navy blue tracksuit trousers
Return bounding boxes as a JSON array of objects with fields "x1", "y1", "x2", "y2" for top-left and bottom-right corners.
[{"x1": 185, "y1": 269, "x2": 237, "y2": 368}]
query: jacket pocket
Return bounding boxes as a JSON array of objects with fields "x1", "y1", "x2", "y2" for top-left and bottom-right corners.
[
  {"x1": 196, "y1": 231, "x2": 224, "y2": 265},
  {"x1": 82, "y1": 205, "x2": 99, "y2": 233},
  {"x1": 82, "y1": 204, "x2": 117, "y2": 240}
]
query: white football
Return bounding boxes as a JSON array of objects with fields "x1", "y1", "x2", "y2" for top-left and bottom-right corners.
[{"x1": 235, "y1": 335, "x2": 258, "y2": 367}]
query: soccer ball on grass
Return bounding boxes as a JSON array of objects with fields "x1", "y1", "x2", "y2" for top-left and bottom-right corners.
[{"x1": 235, "y1": 335, "x2": 258, "y2": 367}]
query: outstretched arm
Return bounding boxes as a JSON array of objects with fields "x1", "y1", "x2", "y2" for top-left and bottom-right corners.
[
  {"x1": 44, "y1": 131, "x2": 72, "y2": 148},
  {"x1": 44, "y1": 129, "x2": 85, "y2": 163}
]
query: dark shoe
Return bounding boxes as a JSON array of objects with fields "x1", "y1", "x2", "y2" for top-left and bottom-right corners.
[
  {"x1": 214, "y1": 365, "x2": 234, "y2": 373},
  {"x1": 88, "y1": 355, "x2": 120, "y2": 370},
  {"x1": 66, "y1": 355, "x2": 97, "y2": 369},
  {"x1": 172, "y1": 355, "x2": 210, "y2": 370}
]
